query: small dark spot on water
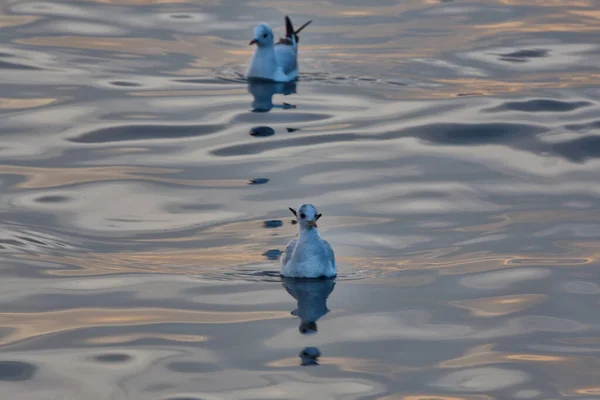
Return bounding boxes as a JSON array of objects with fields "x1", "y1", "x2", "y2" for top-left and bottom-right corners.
[
  {"x1": 94, "y1": 353, "x2": 131, "y2": 363},
  {"x1": 110, "y1": 81, "x2": 141, "y2": 87},
  {"x1": 0, "y1": 361, "x2": 37, "y2": 381},
  {"x1": 35, "y1": 195, "x2": 70, "y2": 203},
  {"x1": 166, "y1": 361, "x2": 218, "y2": 373},
  {"x1": 457, "y1": 92, "x2": 483, "y2": 97},
  {"x1": 282, "y1": 103, "x2": 296, "y2": 109},
  {"x1": 170, "y1": 14, "x2": 193, "y2": 19},
  {"x1": 498, "y1": 48, "x2": 548, "y2": 63},
  {"x1": 264, "y1": 220, "x2": 283, "y2": 228},
  {"x1": 291, "y1": 219, "x2": 297, "y2": 225},
  {"x1": 286, "y1": 128, "x2": 299, "y2": 132},
  {"x1": 502, "y1": 49, "x2": 548, "y2": 58},
  {"x1": 263, "y1": 249, "x2": 282, "y2": 260},
  {"x1": 249, "y1": 126, "x2": 275, "y2": 137},
  {"x1": 248, "y1": 178, "x2": 269, "y2": 185}
]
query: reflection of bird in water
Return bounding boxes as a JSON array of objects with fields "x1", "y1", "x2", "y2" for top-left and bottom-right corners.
[
  {"x1": 281, "y1": 204, "x2": 337, "y2": 278},
  {"x1": 299, "y1": 347, "x2": 321, "y2": 366},
  {"x1": 247, "y1": 80, "x2": 296, "y2": 112},
  {"x1": 282, "y1": 277, "x2": 336, "y2": 334}
]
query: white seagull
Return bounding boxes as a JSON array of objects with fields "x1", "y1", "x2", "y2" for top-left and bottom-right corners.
[
  {"x1": 246, "y1": 16, "x2": 312, "y2": 82},
  {"x1": 281, "y1": 204, "x2": 337, "y2": 279}
]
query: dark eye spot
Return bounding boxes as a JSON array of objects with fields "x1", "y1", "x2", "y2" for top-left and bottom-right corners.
[
  {"x1": 300, "y1": 213, "x2": 306, "y2": 219},
  {"x1": 263, "y1": 33, "x2": 268, "y2": 38}
]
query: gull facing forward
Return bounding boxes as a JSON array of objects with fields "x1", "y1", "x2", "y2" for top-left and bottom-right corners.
[
  {"x1": 246, "y1": 16, "x2": 312, "y2": 82},
  {"x1": 281, "y1": 204, "x2": 337, "y2": 279}
]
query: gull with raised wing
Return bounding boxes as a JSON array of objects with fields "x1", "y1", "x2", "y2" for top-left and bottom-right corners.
[
  {"x1": 247, "y1": 16, "x2": 312, "y2": 82},
  {"x1": 281, "y1": 204, "x2": 337, "y2": 279}
]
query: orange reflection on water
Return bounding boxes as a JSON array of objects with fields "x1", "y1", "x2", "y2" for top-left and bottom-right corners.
[
  {"x1": 0, "y1": 307, "x2": 288, "y2": 345},
  {"x1": 0, "y1": 14, "x2": 38, "y2": 28},
  {"x1": 474, "y1": 20, "x2": 600, "y2": 34},
  {"x1": 0, "y1": 165, "x2": 249, "y2": 189},
  {"x1": 456, "y1": 210, "x2": 600, "y2": 233},
  {"x1": 434, "y1": 74, "x2": 600, "y2": 97},
  {"x1": 338, "y1": 243, "x2": 600, "y2": 275},
  {"x1": 23, "y1": 243, "x2": 267, "y2": 276},
  {"x1": 247, "y1": 0, "x2": 426, "y2": 19},
  {"x1": 575, "y1": 388, "x2": 600, "y2": 395},
  {"x1": 16, "y1": 35, "x2": 238, "y2": 70},
  {"x1": 505, "y1": 354, "x2": 564, "y2": 362},
  {"x1": 571, "y1": 10, "x2": 600, "y2": 20},
  {"x1": 438, "y1": 344, "x2": 501, "y2": 369},
  {"x1": 440, "y1": 344, "x2": 568, "y2": 369},
  {"x1": 85, "y1": 333, "x2": 209, "y2": 345},
  {"x1": 451, "y1": 294, "x2": 548, "y2": 317},
  {"x1": 0, "y1": 98, "x2": 57, "y2": 110}
]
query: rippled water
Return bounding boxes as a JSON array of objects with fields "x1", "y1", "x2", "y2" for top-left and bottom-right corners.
[{"x1": 1, "y1": 0, "x2": 600, "y2": 399}]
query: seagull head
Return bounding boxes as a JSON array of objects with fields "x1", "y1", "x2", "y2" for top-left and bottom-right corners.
[
  {"x1": 249, "y1": 23, "x2": 274, "y2": 47},
  {"x1": 289, "y1": 204, "x2": 322, "y2": 230}
]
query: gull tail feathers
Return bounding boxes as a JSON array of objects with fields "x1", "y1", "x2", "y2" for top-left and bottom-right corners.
[{"x1": 285, "y1": 15, "x2": 313, "y2": 43}]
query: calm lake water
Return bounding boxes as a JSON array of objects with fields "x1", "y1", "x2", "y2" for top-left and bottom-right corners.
[{"x1": 1, "y1": 0, "x2": 600, "y2": 399}]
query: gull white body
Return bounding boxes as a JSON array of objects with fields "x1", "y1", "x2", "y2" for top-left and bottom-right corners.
[
  {"x1": 281, "y1": 204, "x2": 337, "y2": 279},
  {"x1": 247, "y1": 42, "x2": 297, "y2": 82},
  {"x1": 246, "y1": 16, "x2": 311, "y2": 83}
]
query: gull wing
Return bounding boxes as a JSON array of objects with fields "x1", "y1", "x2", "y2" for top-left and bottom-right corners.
[
  {"x1": 280, "y1": 237, "x2": 298, "y2": 267},
  {"x1": 275, "y1": 43, "x2": 297, "y2": 75},
  {"x1": 275, "y1": 16, "x2": 312, "y2": 76},
  {"x1": 321, "y1": 239, "x2": 336, "y2": 268}
]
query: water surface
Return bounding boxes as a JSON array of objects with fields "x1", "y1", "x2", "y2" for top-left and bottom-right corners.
[{"x1": 1, "y1": 0, "x2": 600, "y2": 399}]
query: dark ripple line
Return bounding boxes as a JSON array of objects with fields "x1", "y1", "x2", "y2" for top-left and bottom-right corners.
[
  {"x1": 211, "y1": 123, "x2": 546, "y2": 157},
  {"x1": 69, "y1": 124, "x2": 225, "y2": 143},
  {"x1": 485, "y1": 99, "x2": 592, "y2": 113},
  {"x1": 0, "y1": 61, "x2": 40, "y2": 71}
]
